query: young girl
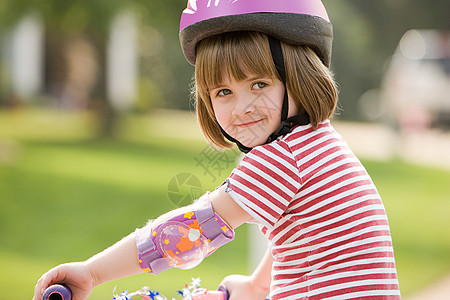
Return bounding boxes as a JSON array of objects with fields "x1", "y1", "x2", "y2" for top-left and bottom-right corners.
[{"x1": 33, "y1": 1, "x2": 401, "y2": 299}]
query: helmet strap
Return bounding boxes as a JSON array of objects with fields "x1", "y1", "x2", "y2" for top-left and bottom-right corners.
[
  {"x1": 219, "y1": 126, "x2": 253, "y2": 153},
  {"x1": 265, "y1": 35, "x2": 310, "y2": 143},
  {"x1": 268, "y1": 35, "x2": 289, "y2": 122}
]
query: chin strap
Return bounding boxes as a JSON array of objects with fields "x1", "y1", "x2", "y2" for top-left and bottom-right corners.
[
  {"x1": 268, "y1": 35, "x2": 289, "y2": 123},
  {"x1": 219, "y1": 127, "x2": 253, "y2": 153},
  {"x1": 220, "y1": 36, "x2": 310, "y2": 154},
  {"x1": 265, "y1": 114, "x2": 310, "y2": 144}
]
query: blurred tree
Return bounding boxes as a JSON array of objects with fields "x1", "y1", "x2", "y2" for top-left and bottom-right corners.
[
  {"x1": 324, "y1": 0, "x2": 450, "y2": 120},
  {"x1": 324, "y1": 0, "x2": 375, "y2": 119},
  {"x1": 1, "y1": 0, "x2": 120, "y2": 135},
  {"x1": 0, "y1": 0, "x2": 191, "y2": 136}
]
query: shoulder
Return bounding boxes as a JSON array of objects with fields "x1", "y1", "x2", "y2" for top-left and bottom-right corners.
[
  {"x1": 279, "y1": 120, "x2": 346, "y2": 155},
  {"x1": 246, "y1": 134, "x2": 297, "y2": 172},
  {"x1": 284, "y1": 120, "x2": 335, "y2": 143},
  {"x1": 254, "y1": 120, "x2": 335, "y2": 156}
]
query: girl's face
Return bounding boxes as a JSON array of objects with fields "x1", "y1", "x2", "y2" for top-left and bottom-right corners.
[{"x1": 209, "y1": 74, "x2": 298, "y2": 148}]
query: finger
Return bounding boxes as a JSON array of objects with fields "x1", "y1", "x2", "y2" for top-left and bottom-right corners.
[
  {"x1": 32, "y1": 281, "x2": 40, "y2": 300},
  {"x1": 219, "y1": 274, "x2": 233, "y2": 286},
  {"x1": 33, "y1": 276, "x2": 47, "y2": 300},
  {"x1": 33, "y1": 266, "x2": 65, "y2": 300}
]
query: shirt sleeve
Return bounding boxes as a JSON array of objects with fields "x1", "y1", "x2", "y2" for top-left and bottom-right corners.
[{"x1": 224, "y1": 141, "x2": 301, "y2": 229}]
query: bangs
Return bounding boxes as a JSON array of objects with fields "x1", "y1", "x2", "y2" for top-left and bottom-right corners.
[{"x1": 196, "y1": 32, "x2": 279, "y2": 92}]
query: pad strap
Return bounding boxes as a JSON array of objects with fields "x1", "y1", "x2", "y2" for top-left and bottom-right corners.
[
  {"x1": 195, "y1": 205, "x2": 233, "y2": 248},
  {"x1": 136, "y1": 223, "x2": 171, "y2": 274}
]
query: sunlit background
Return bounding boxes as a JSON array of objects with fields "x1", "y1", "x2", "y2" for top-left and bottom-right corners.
[{"x1": 0, "y1": 0, "x2": 449, "y2": 299}]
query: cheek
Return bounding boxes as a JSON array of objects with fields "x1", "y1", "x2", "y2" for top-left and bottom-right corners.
[
  {"x1": 211, "y1": 102, "x2": 230, "y2": 128},
  {"x1": 260, "y1": 89, "x2": 284, "y2": 117}
]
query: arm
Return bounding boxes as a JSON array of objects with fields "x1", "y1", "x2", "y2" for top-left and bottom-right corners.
[
  {"x1": 250, "y1": 247, "x2": 273, "y2": 292},
  {"x1": 216, "y1": 182, "x2": 274, "y2": 299},
  {"x1": 33, "y1": 186, "x2": 251, "y2": 300},
  {"x1": 210, "y1": 184, "x2": 252, "y2": 228},
  {"x1": 33, "y1": 233, "x2": 143, "y2": 300},
  {"x1": 85, "y1": 197, "x2": 237, "y2": 284},
  {"x1": 219, "y1": 247, "x2": 272, "y2": 300},
  {"x1": 85, "y1": 233, "x2": 143, "y2": 285}
]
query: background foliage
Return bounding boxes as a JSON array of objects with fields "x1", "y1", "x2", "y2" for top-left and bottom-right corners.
[{"x1": 0, "y1": 109, "x2": 450, "y2": 298}]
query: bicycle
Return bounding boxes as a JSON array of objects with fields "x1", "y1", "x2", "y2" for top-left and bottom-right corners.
[{"x1": 43, "y1": 278, "x2": 232, "y2": 300}]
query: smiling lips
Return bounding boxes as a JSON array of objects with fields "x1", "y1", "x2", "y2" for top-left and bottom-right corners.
[{"x1": 236, "y1": 119, "x2": 263, "y2": 128}]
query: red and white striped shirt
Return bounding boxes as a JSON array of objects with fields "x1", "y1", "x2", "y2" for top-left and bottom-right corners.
[{"x1": 225, "y1": 121, "x2": 400, "y2": 299}]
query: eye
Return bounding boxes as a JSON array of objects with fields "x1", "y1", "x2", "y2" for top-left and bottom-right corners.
[
  {"x1": 217, "y1": 89, "x2": 232, "y2": 97},
  {"x1": 252, "y1": 82, "x2": 268, "y2": 90}
]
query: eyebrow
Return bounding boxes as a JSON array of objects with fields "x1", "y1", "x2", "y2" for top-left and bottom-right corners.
[
  {"x1": 210, "y1": 76, "x2": 271, "y2": 90},
  {"x1": 246, "y1": 76, "x2": 267, "y2": 82},
  {"x1": 208, "y1": 85, "x2": 229, "y2": 93}
]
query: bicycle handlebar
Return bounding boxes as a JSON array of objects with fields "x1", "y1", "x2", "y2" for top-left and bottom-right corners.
[
  {"x1": 43, "y1": 282, "x2": 268, "y2": 300},
  {"x1": 42, "y1": 284, "x2": 72, "y2": 300}
]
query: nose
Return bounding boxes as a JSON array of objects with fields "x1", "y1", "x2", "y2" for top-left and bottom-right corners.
[{"x1": 232, "y1": 92, "x2": 256, "y2": 117}]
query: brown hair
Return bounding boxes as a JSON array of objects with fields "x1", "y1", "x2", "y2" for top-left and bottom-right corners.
[{"x1": 194, "y1": 31, "x2": 338, "y2": 149}]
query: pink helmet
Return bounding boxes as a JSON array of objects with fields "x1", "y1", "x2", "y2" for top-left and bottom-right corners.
[{"x1": 179, "y1": 0, "x2": 333, "y2": 67}]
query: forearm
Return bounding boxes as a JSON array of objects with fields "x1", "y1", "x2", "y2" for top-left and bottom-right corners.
[
  {"x1": 33, "y1": 235, "x2": 143, "y2": 300},
  {"x1": 220, "y1": 247, "x2": 272, "y2": 299},
  {"x1": 34, "y1": 190, "x2": 250, "y2": 300},
  {"x1": 86, "y1": 232, "x2": 143, "y2": 286},
  {"x1": 250, "y1": 247, "x2": 273, "y2": 292},
  {"x1": 87, "y1": 203, "x2": 200, "y2": 285},
  {"x1": 86, "y1": 191, "x2": 248, "y2": 285}
]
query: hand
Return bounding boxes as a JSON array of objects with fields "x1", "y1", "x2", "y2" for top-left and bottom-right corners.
[
  {"x1": 220, "y1": 274, "x2": 269, "y2": 300},
  {"x1": 33, "y1": 262, "x2": 96, "y2": 300}
]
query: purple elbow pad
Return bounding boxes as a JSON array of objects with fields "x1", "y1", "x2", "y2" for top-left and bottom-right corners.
[{"x1": 135, "y1": 198, "x2": 235, "y2": 275}]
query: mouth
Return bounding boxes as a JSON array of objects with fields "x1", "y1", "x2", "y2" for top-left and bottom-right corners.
[{"x1": 236, "y1": 119, "x2": 263, "y2": 128}]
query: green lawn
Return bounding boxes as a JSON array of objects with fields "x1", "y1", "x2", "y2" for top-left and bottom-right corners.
[{"x1": 0, "y1": 108, "x2": 449, "y2": 299}]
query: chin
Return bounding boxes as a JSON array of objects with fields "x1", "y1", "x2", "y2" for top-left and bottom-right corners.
[{"x1": 240, "y1": 137, "x2": 268, "y2": 149}]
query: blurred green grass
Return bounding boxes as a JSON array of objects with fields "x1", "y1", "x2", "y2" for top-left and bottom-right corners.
[{"x1": 0, "y1": 107, "x2": 449, "y2": 299}]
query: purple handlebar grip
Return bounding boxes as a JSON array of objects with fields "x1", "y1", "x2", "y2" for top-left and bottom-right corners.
[
  {"x1": 217, "y1": 285, "x2": 229, "y2": 300},
  {"x1": 42, "y1": 284, "x2": 72, "y2": 300},
  {"x1": 217, "y1": 285, "x2": 270, "y2": 300}
]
